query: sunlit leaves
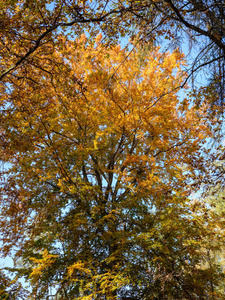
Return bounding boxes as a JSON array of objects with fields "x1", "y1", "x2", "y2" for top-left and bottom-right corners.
[{"x1": 0, "y1": 34, "x2": 224, "y2": 299}]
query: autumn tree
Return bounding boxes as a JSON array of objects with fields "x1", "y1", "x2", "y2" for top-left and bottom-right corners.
[{"x1": 0, "y1": 34, "x2": 224, "y2": 299}]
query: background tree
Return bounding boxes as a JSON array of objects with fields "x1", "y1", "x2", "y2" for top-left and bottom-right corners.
[
  {"x1": 0, "y1": 34, "x2": 224, "y2": 299},
  {"x1": 127, "y1": 0, "x2": 225, "y2": 107},
  {"x1": 203, "y1": 158, "x2": 225, "y2": 296}
]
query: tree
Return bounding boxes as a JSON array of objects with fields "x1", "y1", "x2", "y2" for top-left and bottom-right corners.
[{"x1": 0, "y1": 34, "x2": 224, "y2": 299}]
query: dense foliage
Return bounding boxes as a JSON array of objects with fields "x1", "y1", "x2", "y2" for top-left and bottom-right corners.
[
  {"x1": 1, "y1": 0, "x2": 224, "y2": 103},
  {"x1": 1, "y1": 1, "x2": 225, "y2": 299},
  {"x1": 0, "y1": 35, "x2": 224, "y2": 299}
]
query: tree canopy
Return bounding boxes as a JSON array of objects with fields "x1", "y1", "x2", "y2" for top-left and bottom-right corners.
[
  {"x1": 1, "y1": 0, "x2": 224, "y2": 105},
  {"x1": 1, "y1": 1, "x2": 225, "y2": 299},
  {"x1": 0, "y1": 34, "x2": 224, "y2": 299}
]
